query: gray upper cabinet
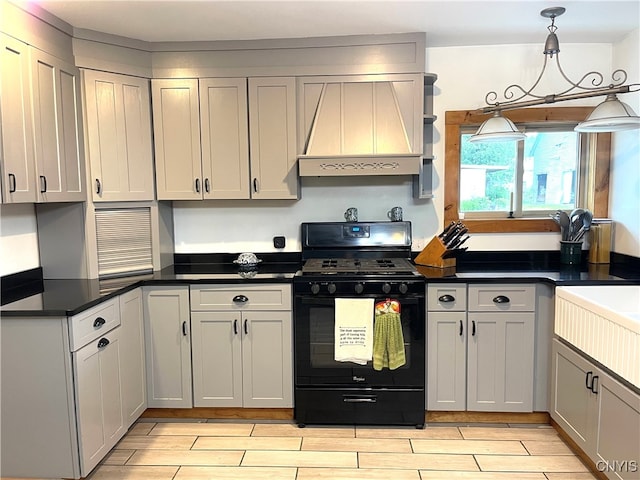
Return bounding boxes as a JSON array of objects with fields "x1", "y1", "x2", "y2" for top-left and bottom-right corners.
[
  {"x1": 297, "y1": 74, "x2": 423, "y2": 176},
  {"x1": 200, "y1": 77, "x2": 250, "y2": 199},
  {"x1": 152, "y1": 79, "x2": 203, "y2": 200},
  {"x1": 152, "y1": 76, "x2": 298, "y2": 200},
  {"x1": 83, "y1": 70, "x2": 154, "y2": 201},
  {"x1": 30, "y1": 48, "x2": 85, "y2": 202},
  {"x1": 0, "y1": 33, "x2": 37, "y2": 203},
  {"x1": 248, "y1": 77, "x2": 298, "y2": 199}
]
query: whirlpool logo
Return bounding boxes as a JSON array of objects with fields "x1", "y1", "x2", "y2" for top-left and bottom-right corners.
[
  {"x1": 352, "y1": 376, "x2": 365, "y2": 382},
  {"x1": 596, "y1": 460, "x2": 638, "y2": 473}
]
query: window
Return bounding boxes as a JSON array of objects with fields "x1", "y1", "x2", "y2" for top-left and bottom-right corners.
[
  {"x1": 459, "y1": 126, "x2": 582, "y2": 217},
  {"x1": 444, "y1": 107, "x2": 611, "y2": 233}
]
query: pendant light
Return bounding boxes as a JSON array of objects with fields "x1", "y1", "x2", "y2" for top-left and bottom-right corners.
[{"x1": 471, "y1": 6, "x2": 639, "y2": 143}]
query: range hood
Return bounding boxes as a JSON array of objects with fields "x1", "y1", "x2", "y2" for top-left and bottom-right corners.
[{"x1": 297, "y1": 75, "x2": 423, "y2": 176}]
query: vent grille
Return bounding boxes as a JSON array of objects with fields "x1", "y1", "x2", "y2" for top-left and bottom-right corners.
[{"x1": 95, "y1": 208, "x2": 153, "y2": 278}]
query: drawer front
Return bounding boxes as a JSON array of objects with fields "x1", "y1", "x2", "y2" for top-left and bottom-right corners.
[
  {"x1": 190, "y1": 284, "x2": 292, "y2": 311},
  {"x1": 468, "y1": 284, "x2": 536, "y2": 312},
  {"x1": 70, "y1": 298, "x2": 120, "y2": 351},
  {"x1": 427, "y1": 284, "x2": 467, "y2": 311}
]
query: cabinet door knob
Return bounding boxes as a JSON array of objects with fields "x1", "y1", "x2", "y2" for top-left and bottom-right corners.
[
  {"x1": 493, "y1": 295, "x2": 510, "y2": 304},
  {"x1": 204, "y1": 178, "x2": 210, "y2": 193},
  {"x1": 39, "y1": 175, "x2": 47, "y2": 193},
  {"x1": 243, "y1": 319, "x2": 249, "y2": 335},
  {"x1": 439, "y1": 294, "x2": 455, "y2": 303},
  {"x1": 93, "y1": 317, "x2": 106, "y2": 328},
  {"x1": 97, "y1": 337, "x2": 110, "y2": 348},
  {"x1": 182, "y1": 321, "x2": 188, "y2": 336},
  {"x1": 253, "y1": 178, "x2": 259, "y2": 193},
  {"x1": 96, "y1": 178, "x2": 101, "y2": 194},
  {"x1": 459, "y1": 320, "x2": 464, "y2": 336},
  {"x1": 233, "y1": 319, "x2": 238, "y2": 335},
  {"x1": 195, "y1": 178, "x2": 201, "y2": 193},
  {"x1": 233, "y1": 295, "x2": 249, "y2": 303},
  {"x1": 589, "y1": 375, "x2": 599, "y2": 394},
  {"x1": 8, "y1": 173, "x2": 17, "y2": 193},
  {"x1": 472, "y1": 320, "x2": 476, "y2": 336}
]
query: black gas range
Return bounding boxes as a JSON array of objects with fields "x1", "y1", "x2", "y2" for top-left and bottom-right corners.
[{"x1": 293, "y1": 222, "x2": 426, "y2": 428}]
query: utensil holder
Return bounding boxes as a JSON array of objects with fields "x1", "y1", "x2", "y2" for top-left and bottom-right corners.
[
  {"x1": 414, "y1": 236, "x2": 456, "y2": 269},
  {"x1": 560, "y1": 241, "x2": 583, "y2": 265}
]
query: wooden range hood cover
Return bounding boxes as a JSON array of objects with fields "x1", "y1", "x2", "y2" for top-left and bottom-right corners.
[{"x1": 297, "y1": 77, "x2": 422, "y2": 176}]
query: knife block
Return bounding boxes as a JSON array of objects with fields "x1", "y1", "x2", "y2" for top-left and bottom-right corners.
[{"x1": 414, "y1": 236, "x2": 456, "y2": 269}]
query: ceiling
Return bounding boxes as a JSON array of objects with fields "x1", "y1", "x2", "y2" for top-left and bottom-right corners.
[{"x1": 32, "y1": 0, "x2": 640, "y2": 47}]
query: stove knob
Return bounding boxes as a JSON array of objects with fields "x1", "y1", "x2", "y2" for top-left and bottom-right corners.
[
  {"x1": 354, "y1": 283, "x2": 364, "y2": 294},
  {"x1": 399, "y1": 283, "x2": 409, "y2": 294},
  {"x1": 310, "y1": 283, "x2": 320, "y2": 295},
  {"x1": 327, "y1": 283, "x2": 337, "y2": 294},
  {"x1": 382, "y1": 283, "x2": 392, "y2": 294}
]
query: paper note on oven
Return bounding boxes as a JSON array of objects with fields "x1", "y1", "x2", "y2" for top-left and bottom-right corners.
[{"x1": 334, "y1": 298, "x2": 374, "y2": 365}]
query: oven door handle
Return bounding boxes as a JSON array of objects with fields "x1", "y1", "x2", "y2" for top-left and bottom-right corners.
[{"x1": 343, "y1": 396, "x2": 377, "y2": 403}]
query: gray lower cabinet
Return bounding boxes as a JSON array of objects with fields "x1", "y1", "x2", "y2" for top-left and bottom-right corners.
[
  {"x1": 551, "y1": 338, "x2": 640, "y2": 479},
  {"x1": 143, "y1": 285, "x2": 192, "y2": 408},
  {"x1": 190, "y1": 284, "x2": 293, "y2": 408},
  {"x1": 119, "y1": 287, "x2": 147, "y2": 427},
  {"x1": 0, "y1": 290, "x2": 145, "y2": 479},
  {"x1": 427, "y1": 283, "x2": 535, "y2": 412}
]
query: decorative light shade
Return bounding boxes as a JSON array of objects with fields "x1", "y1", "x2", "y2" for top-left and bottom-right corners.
[
  {"x1": 575, "y1": 94, "x2": 640, "y2": 132},
  {"x1": 469, "y1": 112, "x2": 527, "y2": 143}
]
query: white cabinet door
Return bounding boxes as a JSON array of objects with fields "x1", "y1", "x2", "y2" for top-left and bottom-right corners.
[
  {"x1": 427, "y1": 311, "x2": 467, "y2": 411},
  {"x1": 248, "y1": 77, "x2": 298, "y2": 199},
  {"x1": 74, "y1": 328, "x2": 124, "y2": 476},
  {"x1": 119, "y1": 288, "x2": 147, "y2": 428},
  {"x1": 152, "y1": 79, "x2": 202, "y2": 200},
  {"x1": 199, "y1": 77, "x2": 250, "y2": 199},
  {"x1": 143, "y1": 286, "x2": 192, "y2": 408},
  {"x1": 242, "y1": 310, "x2": 293, "y2": 408},
  {"x1": 30, "y1": 48, "x2": 85, "y2": 202},
  {"x1": 0, "y1": 33, "x2": 37, "y2": 203},
  {"x1": 83, "y1": 70, "x2": 154, "y2": 201},
  {"x1": 467, "y1": 312, "x2": 534, "y2": 412},
  {"x1": 191, "y1": 311, "x2": 243, "y2": 407}
]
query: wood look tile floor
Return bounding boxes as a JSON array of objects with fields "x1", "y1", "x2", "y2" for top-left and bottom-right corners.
[{"x1": 6, "y1": 420, "x2": 598, "y2": 480}]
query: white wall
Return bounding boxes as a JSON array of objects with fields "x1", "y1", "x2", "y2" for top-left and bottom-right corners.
[
  {"x1": 609, "y1": 28, "x2": 640, "y2": 258},
  {"x1": 0, "y1": 204, "x2": 40, "y2": 276}
]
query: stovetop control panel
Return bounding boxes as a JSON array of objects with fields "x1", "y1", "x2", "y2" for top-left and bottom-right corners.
[{"x1": 294, "y1": 278, "x2": 424, "y2": 296}]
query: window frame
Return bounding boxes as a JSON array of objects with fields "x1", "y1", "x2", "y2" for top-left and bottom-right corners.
[{"x1": 444, "y1": 107, "x2": 611, "y2": 234}]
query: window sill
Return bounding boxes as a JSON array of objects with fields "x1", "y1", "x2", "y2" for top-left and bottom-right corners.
[{"x1": 454, "y1": 218, "x2": 560, "y2": 234}]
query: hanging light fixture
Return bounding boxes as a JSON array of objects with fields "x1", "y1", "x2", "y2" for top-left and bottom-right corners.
[{"x1": 471, "y1": 6, "x2": 640, "y2": 143}]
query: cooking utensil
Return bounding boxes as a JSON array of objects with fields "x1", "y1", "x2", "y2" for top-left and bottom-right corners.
[
  {"x1": 438, "y1": 221, "x2": 456, "y2": 239},
  {"x1": 558, "y1": 211, "x2": 570, "y2": 241},
  {"x1": 446, "y1": 227, "x2": 468, "y2": 249}
]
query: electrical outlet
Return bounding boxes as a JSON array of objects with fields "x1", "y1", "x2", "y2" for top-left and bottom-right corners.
[{"x1": 273, "y1": 236, "x2": 286, "y2": 249}]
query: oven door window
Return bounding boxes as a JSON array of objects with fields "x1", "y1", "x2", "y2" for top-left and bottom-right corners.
[{"x1": 295, "y1": 295, "x2": 424, "y2": 387}]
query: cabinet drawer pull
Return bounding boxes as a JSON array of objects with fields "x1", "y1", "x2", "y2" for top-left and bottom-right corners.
[
  {"x1": 97, "y1": 337, "x2": 109, "y2": 348},
  {"x1": 39, "y1": 175, "x2": 47, "y2": 193},
  {"x1": 95, "y1": 178, "x2": 101, "y2": 194},
  {"x1": 343, "y1": 396, "x2": 377, "y2": 403},
  {"x1": 8, "y1": 173, "x2": 17, "y2": 193},
  {"x1": 585, "y1": 371, "x2": 593, "y2": 389},
  {"x1": 439, "y1": 294, "x2": 455, "y2": 303},
  {"x1": 204, "y1": 178, "x2": 210, "y2": 193},
  {"x1": 233, "y1": 295, "x2": 249, "y2": 303},
  {"x1": 93, "y1": 317, "x2": 106, "y2": 328},
  {"x1": 244, "y1": 319, "x2": 248, "y2": 335},
  {"x1": 233, "y1": 319, "x2": 238, "y2": 335},
  {"x1": 472, "y1": 320, "x2": 476, "y2": 336},
  {"x1": 459, "y1": 320, "x2": 464, "y2": 336},
  {"x1": 493, "y1": 295, "x2": 510, "y2": 304},
  {"x1": 195, "y1": 178, "x2": 201, "y2": 193},
  {"x1": 182, "y1": 321, "x2": 188, "y2": 336}
]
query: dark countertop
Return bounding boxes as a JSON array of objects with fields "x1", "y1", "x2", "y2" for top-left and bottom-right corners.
[{"x1": 2, "y1": 251, "x2": 638, "y2": 317}]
